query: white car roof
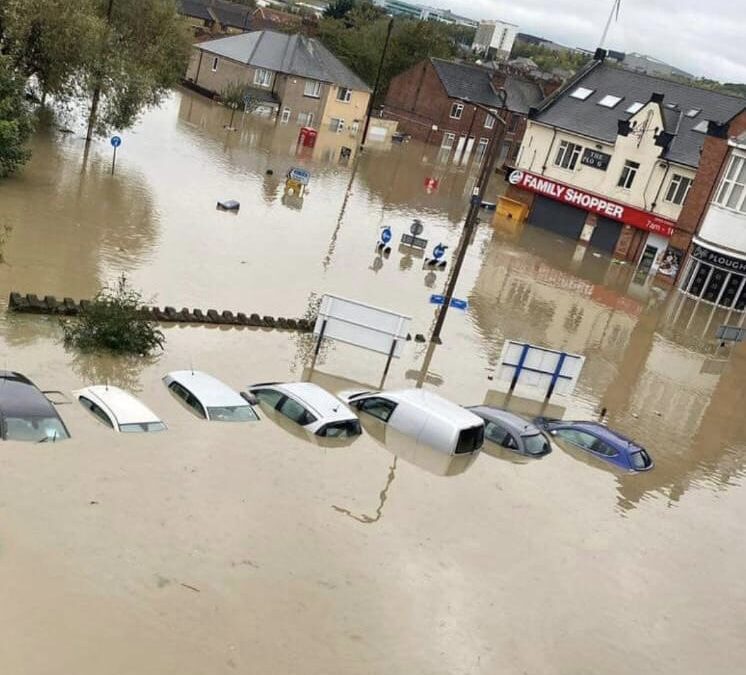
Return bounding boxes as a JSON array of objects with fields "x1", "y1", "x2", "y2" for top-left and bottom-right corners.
[
  {"x1": 165, "y1": 370, "x2": 246, "y2": 408},
  {"x1": 75, "y1": 385, "x2": 161, "y2": 426},
  {"x1": 262, "y1": 382, "x2": 356, "y2": 422},
  {"x1": 384, "y1": 389, "x2": 484, "y2": 427}
]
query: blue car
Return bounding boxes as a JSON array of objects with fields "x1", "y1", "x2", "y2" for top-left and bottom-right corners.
[{"x1": 534, "y1": 419, "x2": 654, "y2": 472}]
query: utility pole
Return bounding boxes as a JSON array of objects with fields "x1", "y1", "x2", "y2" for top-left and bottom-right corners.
[
  {"x1": 360, "y1": 17, "x2": 394, "y2": 151},
  {"x1": 430, "y1": 91, "x2": 508, "y2": 343}
]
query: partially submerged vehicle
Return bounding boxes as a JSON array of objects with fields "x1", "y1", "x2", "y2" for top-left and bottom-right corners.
[
  {"x1": 0, "y1": 371, "x2": 70, "y2": 442},
  {"x1": 164, "y1": 371, "x2": 259, "y2": 422},
  {"x1": 75, "y1": 385, "x2": 166, "y2": 433}
]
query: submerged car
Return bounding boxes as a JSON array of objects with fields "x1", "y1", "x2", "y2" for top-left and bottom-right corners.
[
  {"x1": 245, "y1": 382, "x2": 361, "y2": 437},
  {"x1": 339, "y1": 388, "x2": 484, "y2": 455},
  {"x1": 467, "y1": 406, "x2": 551, "y2": 457},
  {"x1": 535, "y1": 419, "x2": 654, "y2": 472},
  {"x1": 75, "y1": 385, "x2": 166, "y2": 433},
  {"x1": 0, "y1": 371, "x2": 70, "y2": 442},
  {"x1": 164, "y1": 370, "x2": 259, "y2": 422}
]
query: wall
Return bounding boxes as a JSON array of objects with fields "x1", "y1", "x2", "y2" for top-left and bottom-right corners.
[
  {"x1": 275, "y1": 74, "x2": 327, "y2": 127},
  {"x1": 321, "y1": 85, "x2": 370, "y2": 130},
  {"x1": 516, "y1": 102, "x2": 696, "y2": 222},
  {"x1": 186, "y1": 47, "x2": 276, "y2": 96},
  {"x1": 698, "y1": 204, "x2": 746, "y2": 253}
]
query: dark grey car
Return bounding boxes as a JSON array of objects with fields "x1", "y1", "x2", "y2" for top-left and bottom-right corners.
[
  {"x1": 0, "y1": 371, "x2": 70, "y2": 442},
  {"x1": 467, "y1": 406, "x2": 551, "y2": 457}
]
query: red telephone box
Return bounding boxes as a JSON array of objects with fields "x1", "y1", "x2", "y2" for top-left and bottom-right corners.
[{"x1": 298, "y1": 127, "x2": 317, "y2": 148}]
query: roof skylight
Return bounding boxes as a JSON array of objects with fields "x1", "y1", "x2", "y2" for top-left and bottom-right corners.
[
  {"x1": 570, "y1": 87, "x2": 594, "y2": 100},
  {"x1": 686, "y1": 108, "x2": 701, "y2": 118},
  {"x1": 692, "y1": 120, "x2": 709, "y2": 133},
  {"x1": 626, "y1": 102, "x2": 644, "y2": 114},
  {"x1": 598, "y1": 94, "x2": 623, "y2": 108}
]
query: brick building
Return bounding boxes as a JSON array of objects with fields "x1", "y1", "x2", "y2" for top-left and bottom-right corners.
[{"x1": 383, "y1": 58, "x2": 544, "y2": 165}]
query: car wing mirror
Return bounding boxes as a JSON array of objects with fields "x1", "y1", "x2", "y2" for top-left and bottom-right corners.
[{"x1": 241, "y1": 391, "x2": 258, "y2": 405}]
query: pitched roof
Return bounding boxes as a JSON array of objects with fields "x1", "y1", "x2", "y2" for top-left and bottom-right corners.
[
  {"x1": 177, "y1": 0, "x2": 253, "y2": 29},
  {"x1": 532, "y1": 61, "x2": 746, "y2": 167},
  {"x1": 196, "y1": 31, "x2": 371, "y2": 92},
  {"x1": 430, "y1": 58, "x2": 543, "y2": 115}
]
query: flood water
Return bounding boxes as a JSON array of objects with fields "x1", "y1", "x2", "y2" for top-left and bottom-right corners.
[{"x1": 0, "y1": 89, "x2": 744, "y2": 674}]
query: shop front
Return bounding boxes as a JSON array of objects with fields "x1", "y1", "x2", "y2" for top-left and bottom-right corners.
[
  {"x1": 679, "y1": 240, "x2": 746, "y2": 311},
  {"x1": 506, "y1": 168, "x2": 676, "y2": 271}
]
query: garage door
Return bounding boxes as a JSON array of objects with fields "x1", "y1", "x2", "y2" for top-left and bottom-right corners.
[
  {"x1": 529, "y1": 196, "x2": 586, "y2": 241},
  {"x1": 589, "y1": 216, "x2": 623, "y2": 253}
]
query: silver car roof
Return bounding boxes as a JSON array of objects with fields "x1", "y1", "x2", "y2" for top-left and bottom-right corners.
[
  {"x1": 253, "y1": 382, "x2": 356, "y2": 423},
  {"x1": 165, "y1": 371, "x2": 247, "y2": 408},
  {"x1": 75, "y1": 385, "x2": 162, "y2": 426},
  {"x1": 468, "y1": 406, "x2": 544, "y2": 436}
]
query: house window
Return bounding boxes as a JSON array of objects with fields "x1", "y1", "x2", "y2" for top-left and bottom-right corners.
[
  {"x1": 254, "y1": 68, "x2": 272, "y2": 88},
  {"x1": 618, "y1": 160, "x2": 640, "y2": 189},
  {"x1": 507, "y1": 115, "x2": 520, "y2": 132},
  {"x1": 441, "y1": 132, "x2": 456, "y2": 150},
  {"x1": 714, "y1": 154, "x2": 746, "y2": 213},
  {"x1": 304, "y1": 79, "x2": 321, "y2": 98},
  {"x1": 475, "y1": 137, "x2": 489, "y2": 159},
  {"x1": 336, "y1": 87, "x2": 352, "y2": 102},
  {"x1": 298, "y1": 111, "x2": 314, "y2": 127},
  {"x1": 484, "y1": 109, "x2": 496, "y2": 129},
  {"x1": 665, "y1": 174, "x2": 693, "y2": 205},
  {"x1": 329, "y1": 117, "x2": 344, "y2": 133},
  {"x1": 280, "y1": 107, "x2": 291, "y2": 124},
  {"x1": 554, "y1": 140, "x2": 582, "y2": 170},
  {"x1": 211, "y1": 57, "x2": 219, "y2": 72},
  {"x1": 449, "y1": 102, "x2": 464, "y2": 119}
]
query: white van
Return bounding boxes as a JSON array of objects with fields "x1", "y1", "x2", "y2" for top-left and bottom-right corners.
[{"x1": 338, "y1": 388, "x2": 484, "y2": 455}]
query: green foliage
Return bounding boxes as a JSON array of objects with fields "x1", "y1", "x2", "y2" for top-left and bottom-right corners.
[
  {"x1": 62, "y1": 275, "x2": 165, "y2": 355},
  {"x1": 323, "y1": 0, "x2": 357, "y2": 20},
  {"x1": 0, "y1": 56, "x2": 34, "y2": 177},
  {"x1": 318, "y1": 12, "x2": 461, "y2": 99},
  {"x1": 509, "y1": 41, "x2": 590, "y2": 74}
]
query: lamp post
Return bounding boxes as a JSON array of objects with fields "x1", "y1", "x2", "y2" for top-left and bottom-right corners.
[
  {"x1": 430, "y1": 90, "x2": 508, "y2": 343},
  {"x1": 360, "y1": 17, "x2": 395, "y2": 150}
]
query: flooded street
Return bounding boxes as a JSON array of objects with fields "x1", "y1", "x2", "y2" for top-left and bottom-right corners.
[{"x1": 1, "y1": 89, "x2": 745, "y2": 674}]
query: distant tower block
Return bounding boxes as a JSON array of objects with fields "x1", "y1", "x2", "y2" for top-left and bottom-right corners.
[{"x1": 472, "y1": 20, "x2": 519, "y2": 61}]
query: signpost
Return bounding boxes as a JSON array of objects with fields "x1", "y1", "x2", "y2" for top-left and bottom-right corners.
[
  {"x1": 110, "y1": 135, "x2": 121, "y2": 175},
  {"x1": 430, "y1": 294, "x2": 468, "y2": 310},
  {"x1": 380, "y1": 227, "x2": 392, "y2": 244}
]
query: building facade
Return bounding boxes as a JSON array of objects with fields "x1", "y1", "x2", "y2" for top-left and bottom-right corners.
[
  {"x1": 472, "y1": 20, "x2": 519, "y2": 62},
  {"x1": 372, "y1": 0, "x2": 477, "y2": 27},
  {"x1": 506, "y1": 53, "x2": 746, "y2": 277},
  {"x1": 383, "y1": 58, "x2": 543, "y2": 165},
  {"x1": 184, "y1": 31, "x2": 371, "y2": 129}
]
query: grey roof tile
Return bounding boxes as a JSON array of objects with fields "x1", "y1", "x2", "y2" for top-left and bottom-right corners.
[
  {"x1": 533, "y1": 61, "x2": 746, "y2": 167},
  {"x1": 196, "y1": 31, "x2": 371, "y2": 92},
  {"x1": 430, "y1": 58, "x2": 543, "y2": 114}
]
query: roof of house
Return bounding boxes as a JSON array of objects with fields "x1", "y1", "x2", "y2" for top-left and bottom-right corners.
[
  {"x1": 197, "y1": 31, "x2": 371, "y2": 92},
  {"x1": 532, "y1": 60, "x2": 746, "y2": 167},
  {"x1": 178, "y1": 0, "x2": 254, "y2": 29},
  {"x1": 430, "y1": 58, "x2": 543, "y2": 115}
]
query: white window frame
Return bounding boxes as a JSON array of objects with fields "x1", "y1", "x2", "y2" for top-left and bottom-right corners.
[
  {"x1": 449, "y1": 102, "x2": 464, "y2": 119},
  {"x1": 304, "y1": 79, "x2": 321, "y2": 98},
  {"x1": 280, "y1": 107, "x2": 291, "y2": 124},
  {"x1": 254, "y1": 68, "x2": 272, "y2": 88},
  {"x1": 475, "y1": 137, "x2": 489, "y2": 158},
  {"x1": 329, "y1": 117, "x2": 344, "y2": 133},
  {"x1": 484, "y1": 109, "x2": 496, "y2": 129},
  {"x1": 298, "y1": 111, "x2": 314, "y2": 127},
  {"x1": 554, "y1": 140, "x2": 582, "y2": 170},
  {"x1": 336, "y1": 87, "x2": 352, "y2": 103},
  {"x1": 618, "y1": 160, "x2": 640, "y2": 190},
  {"x1": 441, "y1": 132, "x2": 456, "y2": 150},
  {"x1": 714, "y1": 154, "x2": 746, "y2": 213},
  {"x1": 665, "y1": 173, "x2": 693, "y2": 205},
  {"x1": 211, "y1": 57, "x2": 219, "y2": 72}
]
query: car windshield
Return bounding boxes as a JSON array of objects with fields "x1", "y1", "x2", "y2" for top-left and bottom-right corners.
[
  {"x1": 4, "y1": 416, "x2": 69, "y2": 442},
  {"x1": 120, "y1": 421, "x2": 167, "y2": 433},
  {"x1": 522, "y1": 433, "x2": 550, "y2": 456},
  {"x1": 630, "y1": 449, "x2": 653, "y2": 470},
  {"x1": 207, "y1": 405, "x2": 259, "y2": 422}
]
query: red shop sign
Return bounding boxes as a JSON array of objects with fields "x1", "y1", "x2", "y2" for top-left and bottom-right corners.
[{"x1": 507, "y1": 169, "x2": 676, "y2": 236}]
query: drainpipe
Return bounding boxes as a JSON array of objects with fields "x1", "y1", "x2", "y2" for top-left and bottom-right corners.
[
  {"x1": 195, "y1": 49, "x2": 204, "y2": 84},
  {"x1": 541, "y1": 128, "x2": 558, "y2": 173},
  {"x1": 650, "y1": 161, "x2": 670, "y2": 211}
]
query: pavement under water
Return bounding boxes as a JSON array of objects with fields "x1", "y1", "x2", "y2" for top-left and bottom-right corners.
[{"x1": 0, "y1": 89, "x2": 744, "y2": 674}]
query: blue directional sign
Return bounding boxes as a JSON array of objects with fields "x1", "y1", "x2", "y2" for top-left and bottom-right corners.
[
  {"x1": 110, "y1": 135, "x2": 122, "y2": 148},
  {"x1": 288, "y1": 167, "x2": 311, "y2": 185},
  {"x1": 429, "y1": 294, "x2": 468, "y2": 310},
  {"x1": 380, "y1": 226, "x2": 392, "y2": 244},
  {"x1": 432, "y1": 243, "x2": 447, "y2": 260}
]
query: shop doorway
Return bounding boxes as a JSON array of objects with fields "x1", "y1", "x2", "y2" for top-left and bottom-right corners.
[{"x1": 636, "y1": 244, "x2": 658, "y2": 275}]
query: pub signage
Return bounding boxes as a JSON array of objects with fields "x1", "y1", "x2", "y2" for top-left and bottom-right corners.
[
  {"x1": 507, "y1": 168, "x2": 676, "y2": 236},
  {"x1": 581, "y1": 148, "x2": 611, "y2": 171},
  {"x1": 692, "y1": 244, "x2": 746, "y2": 274}
]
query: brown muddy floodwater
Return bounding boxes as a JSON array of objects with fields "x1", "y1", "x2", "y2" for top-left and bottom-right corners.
[{"x1": 0, "y1": 89, "x2": 744, "y2": 674}]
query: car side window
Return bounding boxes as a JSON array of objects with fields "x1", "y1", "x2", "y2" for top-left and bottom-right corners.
[
  {"x1": 169, "y1": 381, "x2": 187, "y2": 401},
  {"x1": 79, "y1": 397, "x2": 114, "y2": 429},
  {"x1": 358, "y1": 397, "x2": 397, "y2": 422},
  {"x1": 485, "y1": 422, "x2": 518, "y2": 449},
  {"x1": 254, "y1": 388, "x2": 284, "y2": 409},
  {"x1": 589, "y1": 438, "x2": 618, "y2": 457},
  {"x1": 555, "y1": 428, "x2": 598, "y2": 450},
  {"x1": 169, "y1": 382, "x2": 205, "y2": 419},
  {"x1": 279, "y1": 396, "x2": 316, "y2": 425}
]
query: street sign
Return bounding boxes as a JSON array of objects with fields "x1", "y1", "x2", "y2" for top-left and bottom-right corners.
[
  {"x1": 410, "y1": 219, "x2": 424, "y2": 236},
  {"x1": 429, "y1": 294, "x2": 468, "y2": 310},
  {"x1": 110, "y1": 136, "x2": 122, "y2": 148},
  {"x1": 380, "y1": 227, "x2": 392, "y2": 244},
  {"x1": 401, "y1": 233, "x2": 428, "y2": 249},
  {"x1": 432, "y1": 243, "x2": 447, "y2": 260}
]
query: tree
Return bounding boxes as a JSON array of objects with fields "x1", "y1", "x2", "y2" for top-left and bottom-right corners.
[
  {"x1": 61, "y1": 275, "x2": 165, "y2": 355},
  {"x1": 324, "y1": 0, "x2": 357, "y2": 20},
  {"x1": 0, "y1": 56, "x2": 34, "y2": 177},
  {"x1": 83, "y1": 0, "x2": 192, "y2": 143},
  {"x1": 221, "y1": 81, "x2": 247, "y2": 130}
]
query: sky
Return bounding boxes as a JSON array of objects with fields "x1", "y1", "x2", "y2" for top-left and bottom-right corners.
[{"x1": 439, "y1": 0, "x2": 745, "y2": 83}]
